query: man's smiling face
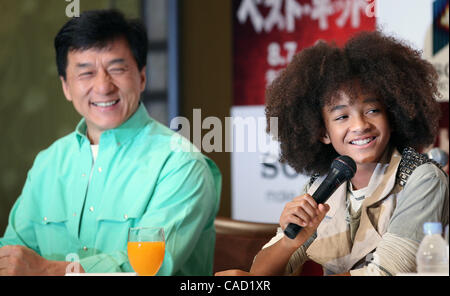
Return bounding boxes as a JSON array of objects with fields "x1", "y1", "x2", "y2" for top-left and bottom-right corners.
[{"x1": 60, "y1": 37, "x2": 146, "y2": 143}]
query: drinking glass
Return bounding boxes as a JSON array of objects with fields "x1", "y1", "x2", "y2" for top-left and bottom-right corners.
[{"x1": 127, "y1": 227, "x2": 165, "y2": 276}]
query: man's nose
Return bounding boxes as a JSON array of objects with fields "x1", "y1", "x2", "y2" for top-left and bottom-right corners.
[{"x1": 93, "y1": 69, "x2": 116, "y2": 95}]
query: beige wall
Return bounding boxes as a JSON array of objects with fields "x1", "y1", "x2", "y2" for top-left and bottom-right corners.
[{"x1": 180, "y1": 0, "x2": 233, "y2": 218}]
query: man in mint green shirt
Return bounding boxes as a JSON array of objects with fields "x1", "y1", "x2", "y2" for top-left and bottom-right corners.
[{"x1": 0, "y1": 10, "x2": 221, "y2": 276}]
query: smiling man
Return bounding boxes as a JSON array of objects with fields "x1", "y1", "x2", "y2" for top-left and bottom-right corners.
[
  {"x1": 0, "y1": 10, "x2": 221, "y2": 276},
  {"x1": 61, "y1": 37, "x2": 146, "y2": 144}
]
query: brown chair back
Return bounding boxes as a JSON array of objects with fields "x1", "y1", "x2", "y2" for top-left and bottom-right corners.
[{"x1": 213, "y1": 216, "x2": 278, "y2": 274}]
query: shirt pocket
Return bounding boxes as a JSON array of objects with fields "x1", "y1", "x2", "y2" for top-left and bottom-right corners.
[
  {"x1": 95, "y1": 207, "x2": 144, "y2": 251},
  {"x1": 29, "y1": 211, "x2": 70, "y2": 260}
]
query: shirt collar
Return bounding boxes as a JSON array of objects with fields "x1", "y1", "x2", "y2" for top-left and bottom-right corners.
[{"x1": 75, "y1": 102, "x2": 151, "y2": 148}]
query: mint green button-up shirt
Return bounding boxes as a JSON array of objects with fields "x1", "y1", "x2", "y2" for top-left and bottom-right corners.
[{"x1": 0, "y1": 103, "x2": 222, "y2": 275}]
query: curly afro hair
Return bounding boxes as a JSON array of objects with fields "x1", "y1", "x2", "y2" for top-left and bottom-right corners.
[{"x1": 265, "y1": 31, "x2": 441, "y2": 176}]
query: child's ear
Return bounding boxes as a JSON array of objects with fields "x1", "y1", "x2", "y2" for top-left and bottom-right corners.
[{"x1": 320, "y1": 132, "x2": 331, "y2": 144}]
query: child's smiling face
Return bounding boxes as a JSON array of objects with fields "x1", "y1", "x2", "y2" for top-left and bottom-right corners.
[{"x1": 321, "y1": 89, "x2": 392, "y2": 168}]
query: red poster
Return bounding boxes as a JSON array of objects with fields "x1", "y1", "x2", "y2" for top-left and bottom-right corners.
[{"x1": 232, "y1": 0, "x2": 376, "y2": 106}]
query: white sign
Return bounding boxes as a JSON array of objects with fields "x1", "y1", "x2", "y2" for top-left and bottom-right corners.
[{"x1": 230, "y1": 105, "x2": 309, "y2": 223}]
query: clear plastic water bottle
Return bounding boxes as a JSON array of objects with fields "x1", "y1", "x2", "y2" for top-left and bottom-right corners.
[
  {"x1": 416, "y1": 222, "x2": 449, "y2": 274},
  {"x1": 445, "y1": 225, "x2": 449, "y2": 260}
]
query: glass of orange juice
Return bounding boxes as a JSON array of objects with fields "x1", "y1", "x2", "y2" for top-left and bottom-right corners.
[{"x1": 127, "y1": 227, "x2": 165, "y2": 276}]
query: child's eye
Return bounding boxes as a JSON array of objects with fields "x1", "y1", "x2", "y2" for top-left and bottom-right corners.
[
  {"x1": 367, "y1": 109, "x2": 380, "y2": 114},
  {"x1": 334, "y1": 115, "x2": 348, "y2": 121}
]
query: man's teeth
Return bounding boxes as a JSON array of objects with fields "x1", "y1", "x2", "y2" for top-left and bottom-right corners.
[
  {"x1": 92, "y1": 100, "x2": 119, "y2": 107},
  {"x1": 351, "y1": 137, "x2": 374, "y2": 145}
]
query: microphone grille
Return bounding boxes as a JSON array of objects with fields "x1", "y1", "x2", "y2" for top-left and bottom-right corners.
[{"x1": 331, "y1": 155, "x2": 356, "y2": 179}]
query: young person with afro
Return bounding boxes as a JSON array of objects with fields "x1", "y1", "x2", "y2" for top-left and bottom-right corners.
[{"x1": 216, "y1": 31, "x2": 448, "y2": 276}]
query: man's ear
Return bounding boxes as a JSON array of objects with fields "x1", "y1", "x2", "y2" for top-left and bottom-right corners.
[
  {"x1": 320, "y1": 131, "x2": 331, "y2": 144},
  {"x1": 139, "y1": 66, "x2": 146, "y2": 92},
  {"x1": 60, "y1": 76, "x2": 72, "y2": 102}
]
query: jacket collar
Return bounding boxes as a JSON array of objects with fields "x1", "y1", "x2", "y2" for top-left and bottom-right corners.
[
  {"x1": 306, "y1": 147, "x2": 403, "y2": 273},
  {"x1": 308, "y1": 147, "x2": 400, "y2": 214},
  {"x1": 363, "y1": 147, "x2": 401, "y2": 207}
]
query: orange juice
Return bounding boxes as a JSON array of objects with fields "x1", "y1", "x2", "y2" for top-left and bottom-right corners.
[{"x1": 127, "y1": 241, "x2": 165, "y2": 276}]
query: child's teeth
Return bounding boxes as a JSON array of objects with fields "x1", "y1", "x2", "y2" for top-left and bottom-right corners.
[{"x1": 352, "y1": 138, "x2": 372, "y2": 145}]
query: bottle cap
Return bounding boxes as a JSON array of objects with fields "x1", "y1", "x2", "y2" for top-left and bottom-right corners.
[{"x1": 423, "y1": 222, "x2": 442, "y2": 235}]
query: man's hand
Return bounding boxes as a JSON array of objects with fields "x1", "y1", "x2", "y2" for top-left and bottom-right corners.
[{"x1": 0, "y1": 245, "x2": 75, "y2": 276}]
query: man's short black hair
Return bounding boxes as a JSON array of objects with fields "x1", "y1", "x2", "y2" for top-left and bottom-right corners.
[{"x1": 54, "y1": 9, "x2": 148, "y2": 80}]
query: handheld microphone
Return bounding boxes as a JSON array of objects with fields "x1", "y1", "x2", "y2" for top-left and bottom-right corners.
[{"x1": 284, "y1": 155, "x2": 357, "y2": 239}]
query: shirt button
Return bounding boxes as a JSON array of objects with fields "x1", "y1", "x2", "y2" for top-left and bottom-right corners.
[
  {"x1": 73, "y1": 212, "x2": 77, "y2": 217},
  {"x1": 124, "y1": 214, "x2": 128, "y2": 220},
  {"x1": 98, "y1": 167, "x2": 102, "y2": 173},
  {"x1": 43, "y1": 217, "x2": 48, "y2": 222},
  {"x1": 89, "y1": 206, "x2": 94, "y2": 212},
  {"x1": 83, "y1": 246, "x2": 88, "y2": 251},
  {"x1": 82, "y1": 173, "x2": 86, "y2": 177}
]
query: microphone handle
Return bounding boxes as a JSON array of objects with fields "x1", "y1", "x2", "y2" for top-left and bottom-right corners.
[
  {"x1": 283, "y1": 178, "x2": 339, "y2": 239},
  {"x1": 284, "y1": 223, "x2": 303, "y2": 239}
]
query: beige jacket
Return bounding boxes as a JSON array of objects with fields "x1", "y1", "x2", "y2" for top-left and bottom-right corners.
[{"x1": 264, "y1": 147, "x2": 449, "y2": 275}]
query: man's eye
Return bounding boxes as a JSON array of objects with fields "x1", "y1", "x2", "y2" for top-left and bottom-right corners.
[
  {"x1": 110, "y1": 68, "x2": 125, "y2": 73},
  {"x1": 80, "y1": 72, "x2": 93, "y2": 77}
]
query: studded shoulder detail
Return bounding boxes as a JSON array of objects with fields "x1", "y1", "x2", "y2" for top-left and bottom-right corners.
[{"x1": 396, "y1": 147, "x2": 444, "y2": 187}]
